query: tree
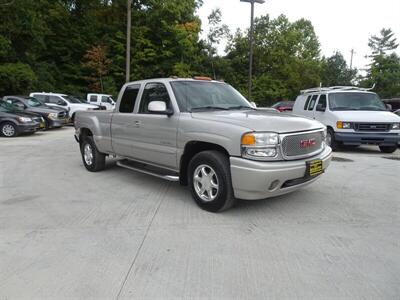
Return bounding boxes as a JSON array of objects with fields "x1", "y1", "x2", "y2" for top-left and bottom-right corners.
[
  {"x1": 205, "y1": 8, "x2": 230, "y2": 79},
  {"x1": 224, "y1": 15, "x2": 322, "y2": 105},
  {"x1": 368, "y1": 28, "x2": 399, "y2": 56},
  {"x1": 83, "y1": 45, "x2": 111, "y2": 92},
  {"x1": 321, "y1": 52, "x2": 357, "y2": 86},
  {"x1": 362, "y1": 28, "x2": 400, "y2": 98}
]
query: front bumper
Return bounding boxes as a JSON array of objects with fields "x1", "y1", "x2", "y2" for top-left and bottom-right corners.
[
  {"x1": 18, "y1": 123, "x2": 40, "y2": 133},
  {"x1": 48, "y1": 118, "x2": 67, "y2": 128},
  {"x1": 230, "y1": 146, "x2": 332, "y2": 200},
  {"x1": 335, "y1": 132, "x2": 400, "y2": 146}
]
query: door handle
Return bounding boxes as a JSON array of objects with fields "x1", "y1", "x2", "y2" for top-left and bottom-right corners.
[{"x1": 134, "y1": 120, "x2": 141, "y2": 127}]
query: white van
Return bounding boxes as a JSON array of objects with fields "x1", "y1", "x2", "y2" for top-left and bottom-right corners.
[
  {"x1": 293, "y1": 86, "x2": 400, "y2": 153},
  {"x1": 87, "y1": 93, "x2": 115, "y2": 110}
]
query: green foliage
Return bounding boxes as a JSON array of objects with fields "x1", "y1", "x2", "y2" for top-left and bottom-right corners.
[
  {"x1": 0, "y1": 62, "x2": 37, "y2": 95},
  {"x1": 368, "y1": 28, "x2": 399, "y2": 57},
  {"x1": 321, "y1": 52, "x2": 357, "y2": 86}
]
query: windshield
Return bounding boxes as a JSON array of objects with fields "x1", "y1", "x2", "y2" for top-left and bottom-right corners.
[
  {"x1": 171, "y1": 81, "x2": 252, "y2": 112},
  {"x1": 64, "y1": 95, "x2": 82, "y2": 103},
  {"x1": 329, "y1": 92, "x2": 386, "y2": 111},
  {"x1": 26, "y1": 97, "x2": 43, "y2": 107}
]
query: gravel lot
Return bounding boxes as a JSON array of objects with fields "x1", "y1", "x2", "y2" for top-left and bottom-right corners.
[{"x1": 0, "y1": 127, "x2": 399, "y2": 299}]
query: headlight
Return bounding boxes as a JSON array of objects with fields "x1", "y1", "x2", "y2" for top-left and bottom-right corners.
[
  {"x1": 241, "y1": 132, "x2": 279, "y2": 160},
  {"x1": 48, "y1": 113, "x2": 58, "y2": 120},
  {"x1": 337, "y1": 121, "x2": 351, "y2": 129},
  {"x1": 17, "y1": 117, "x2": 32, "y2": 123},
  {"x1": 392, "y1": 123, "x2": 400, "y2": 130}
]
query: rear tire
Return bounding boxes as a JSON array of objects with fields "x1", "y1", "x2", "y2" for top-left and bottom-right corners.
[
  {"x1": 379, "y1": 145, "x2": 397, "y2": 154},
  {"x1": 327, "y1": 128, "x2": 340, "y2": 151},
  {"x1": 1, "y1": 122, "x2": 18, "y2": 137},
  {"x1": 188, "y1": 150, "x2": 235, "y2": 212},
  {"x1": 80, "y1": 136, "x2": 106, "y2": 172}
]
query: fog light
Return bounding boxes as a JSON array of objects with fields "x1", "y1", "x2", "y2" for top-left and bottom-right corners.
[{"x1": 269, "y1": 180, "x2": 280, "y2": 191}]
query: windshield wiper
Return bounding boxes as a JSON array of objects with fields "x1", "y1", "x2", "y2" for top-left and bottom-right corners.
[
  {"x1": 190, "y1": 106, "x2": 229, "y2": 112},
  {"x1": 357, "y1": 106, "x2": 386, "y2": 111},
  {"x1": 226, "y1": 105, "x2": 256, "y2": 110},
  {"x1": 331, "y1": 107, "x2": 357, "y2": 111}
]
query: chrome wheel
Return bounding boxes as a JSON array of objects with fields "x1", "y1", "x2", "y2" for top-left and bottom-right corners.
[
  {"x1": 83, "y1": 143, "x2": 94, "y2": 166},
  {"x1": 2, "y1": 124, "x2": 15, "y2": 137},
  {"x1": 193, "y1": 164, "x2": 219, "y2": 202}
]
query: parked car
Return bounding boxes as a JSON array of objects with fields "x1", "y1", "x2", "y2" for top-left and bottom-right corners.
[
  {"x1": 74, "y1": 77, "x2": 332, "y2": 212},
  {"x1": 29, "y1": 92, "x2": 101, "y2": 121},
  {"x1": 292, "y1": 86, "x2": 400, "y2": 153},
  {"x1": 87, "y1": 93, "x2": 115, "y2": 110},
  {"x1": 3, "y1": 96, "x2": 68, "y2": 129},
  {"x1": 0, "y1": 101, "x2": 42, "y2": 137},
  {"x1": 271, "y1": 101, "x2": 294, "y2": 112}
]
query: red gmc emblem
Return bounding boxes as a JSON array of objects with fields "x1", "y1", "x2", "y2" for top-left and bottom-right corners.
[{"x1": 300, "y1": 138, "x2": 316, "y2": 148}]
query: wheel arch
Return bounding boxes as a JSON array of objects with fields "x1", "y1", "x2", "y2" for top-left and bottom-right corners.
[{"x1": 179, "y1": 141, "x2": 230, "y2": 186}]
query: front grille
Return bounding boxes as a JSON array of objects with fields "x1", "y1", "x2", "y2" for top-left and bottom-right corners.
[
  {"x1": 354, "y1": 123, "x2": 390, "y2": 132},
  {"x1": 281, "y1": 131, "x2": 324, "y2": 159},
  {"x1": 58, "y1": 111, "x2": 66, "y2": 118}
]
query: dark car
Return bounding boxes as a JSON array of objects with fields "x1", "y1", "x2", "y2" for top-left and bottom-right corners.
[
  {"x1": 271, "y1": 101, "x2": 294, "y2": 112},
  {"x1": 382, "y1": 98, "x2": 400, "y2": 112},
  {"x1": 0, "y1": 101, "x2": 42, "y2": 137},
  {"x1": 3, "y1": 96, "x2": 68, "y2": 129}
]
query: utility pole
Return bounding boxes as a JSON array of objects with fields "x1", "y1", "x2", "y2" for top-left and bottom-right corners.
[
  {"x1": 126, "y1": 0, "x2": 132, "y2": 83},
  {"x1": 240, "y1": 0, "x2": 265, "y2": 101},
  {"x1": 350, "y1": 48, "x2": 355, "y2": 70}
]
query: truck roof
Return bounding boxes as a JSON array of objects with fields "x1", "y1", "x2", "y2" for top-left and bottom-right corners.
[{"x1": 125, "y1": 77, "x2": 225, "y2": 85}]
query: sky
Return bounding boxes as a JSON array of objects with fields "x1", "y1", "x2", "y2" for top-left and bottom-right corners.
[{"x1": 197, "y1": 0, "x2": 400, "y2": 71}]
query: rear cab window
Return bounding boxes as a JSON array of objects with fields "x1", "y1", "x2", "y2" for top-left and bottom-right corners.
[{"x1": 119, "y1": 84, "x2": 140, "y2": 113}]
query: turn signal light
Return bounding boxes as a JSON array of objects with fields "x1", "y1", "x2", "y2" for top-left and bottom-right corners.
[{"x1": 241, "y1": 133, "x2": 256, "y2": 145}]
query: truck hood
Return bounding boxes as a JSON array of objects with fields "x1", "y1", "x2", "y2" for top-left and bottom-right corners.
[
  {"x1": 191, "y1": 110, "x2": 324, "y2": 133},
  {"x1": 331, "y1": 111, "x2": 400, "y2": 122}
]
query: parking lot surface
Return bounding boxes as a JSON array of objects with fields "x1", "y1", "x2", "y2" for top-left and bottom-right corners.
[{"x1": 0, "y1": 127, "x2": 399, "y2": 299}]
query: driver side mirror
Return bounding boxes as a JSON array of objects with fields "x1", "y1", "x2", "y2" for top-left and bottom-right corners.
[
  {"x1": 385, "y1": 103, "x2": 392, "y2": 111},
  {"x1": 148, "y1": 101, "x2": 173, "y2": 116},
  {"x1": 57, "y1": 100, "x2": 67, "y2": 106},
  {"x1": 250, "y1": 102, "x2": 257, "y2": 108},
  {"x1": 316, "y1": 104, "x2": 326, "y2": 112}
]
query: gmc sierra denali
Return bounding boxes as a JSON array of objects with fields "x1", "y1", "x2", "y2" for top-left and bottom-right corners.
[{"x1": 74, "y1": 77, "x2": 332, "y2": 212}]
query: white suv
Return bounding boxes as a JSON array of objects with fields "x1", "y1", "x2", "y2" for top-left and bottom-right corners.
[
  {"x1": 29, "y1": 92, "x2": 100, "y2": 120},
  {"x1": 293, "y1": 86, "x2": 400, "y2": 153}
]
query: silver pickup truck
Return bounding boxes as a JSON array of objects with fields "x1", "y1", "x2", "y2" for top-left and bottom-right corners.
[{"x1": 74, "y1": 77, "x2": 332, "y2": 212}]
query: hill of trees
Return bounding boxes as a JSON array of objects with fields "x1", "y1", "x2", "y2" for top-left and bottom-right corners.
[{"x1": 1, "y1": 0, "x2": 399, "y2": 105}]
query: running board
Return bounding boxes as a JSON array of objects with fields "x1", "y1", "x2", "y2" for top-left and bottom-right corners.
[{"x1": 116, "y1": 159, "x2": 179, "y2": 182}]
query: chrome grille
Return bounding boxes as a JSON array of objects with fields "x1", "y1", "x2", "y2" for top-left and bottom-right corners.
[
  {"x1": 281, "y1": 131, "x2": 324, "y2": 159},
  {"x1": 354, "y1": 123, "x2": 390, "y2": 132}
]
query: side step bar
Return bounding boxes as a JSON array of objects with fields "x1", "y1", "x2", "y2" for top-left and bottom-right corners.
[{"x1": 116, "y1": 159, "x2": 179, "y2": 182}]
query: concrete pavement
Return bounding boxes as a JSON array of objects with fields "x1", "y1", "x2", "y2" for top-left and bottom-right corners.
[{"x1": 0, "y1": 127, "x2": 399, "y2": 299}]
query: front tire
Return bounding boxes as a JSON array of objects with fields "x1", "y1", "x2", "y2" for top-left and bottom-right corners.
[
  {"x1": 1, "y1": 122, "x2": 18, "y2": 137},
  {"x1": 327, "y1": 128, "x2": 340, "y2": 151},
  {"x1": 80, "y1": 136, "x2": 106, "y2": 172},
  {"x1": 379, "y1": 145, "x2": 397, "y2": 154},
  {"x1": 188, "y1": 150, "x2": 235, "y2": 212}
]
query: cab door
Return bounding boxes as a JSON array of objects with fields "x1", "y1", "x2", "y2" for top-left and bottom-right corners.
[
  {"x1": 110, "y1": 84, "x2": 141, "y2": 157},
  {"x1": 129, "y1": 82, "x2": 179, "y2": 170}
]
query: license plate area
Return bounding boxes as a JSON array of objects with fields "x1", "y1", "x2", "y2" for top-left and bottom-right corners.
[{"x1": 306, "y1": 159, "x2": 323, "y2": 177}]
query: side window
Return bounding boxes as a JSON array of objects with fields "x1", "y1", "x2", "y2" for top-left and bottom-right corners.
[
  {"x1": 101, "y1": 96, "x2": 110, "y2": 103},
  {"x1": 139, "y1": 83, "x2": 171, "y2": 114},
  {"x1": 308, "y1": 95, "x2": 319, "y2": 111},
  {"x1": 119, "y1": 85, "x2": 140, "y2": 113},
  {"x1": 49, "y1": 96, "x2": 67, "y2": 106},
  {"x1": 90, "y1": 95, "x2": 97, "y2": 103},
  {"x1": 304, "y1": 96, "x2": 312, "y2": 110},
  {"x1": 316, "y1": 94, "x2": 327, "y2": 111},
  {"x1": 33, "y1": 94, "x2": 45, "y2": 101}
]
